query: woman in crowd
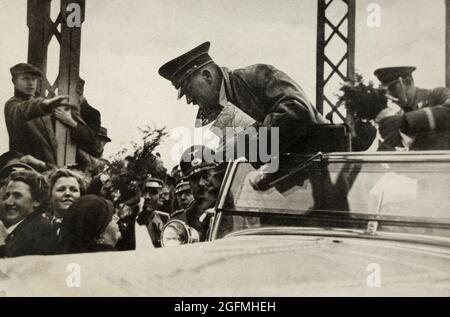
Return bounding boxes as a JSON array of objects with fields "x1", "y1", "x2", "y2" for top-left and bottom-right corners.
[
  {"x1": 47, "y1": 168, "x2": 86, "y2": 226},
  {"x1": 59, "y1": 195, "x2": 121, "y2": 254}
]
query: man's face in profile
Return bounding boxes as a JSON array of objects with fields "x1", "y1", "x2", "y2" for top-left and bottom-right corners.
[
  {"x1": 386, "y1": 78, "x2": 415, "y2": 110},
  {"x1": 180, "y1": 70, "x2": 219, "y2": 110}
]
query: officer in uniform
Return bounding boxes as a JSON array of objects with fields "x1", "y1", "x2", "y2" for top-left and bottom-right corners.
[
  {"x1": 174, "y1": 180, "x2": 194, "y2": 210},
  {"x1": 170, "y1": 145, "x2": 221, "y2": 241},
  {"x1": 374, "y1": 66, "x2": 450, "y2": 150},
  {"x1": 158, "y1": 42, "x2": 327, "y2": 155}
]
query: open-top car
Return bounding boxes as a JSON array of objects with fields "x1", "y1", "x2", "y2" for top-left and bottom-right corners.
[{"x1": 1, "y1": 151, "x2": 450, "y2": 296}]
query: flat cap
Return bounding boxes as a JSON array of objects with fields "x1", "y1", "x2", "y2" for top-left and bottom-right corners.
[
  {"x1": 374, "y1": 66, "x2": 416, "y2": 86},
  {"x1": 0, "y1": 151, "x2": 23, "y2": 171},
  {"x1": 158, "y1": 42, "x2": 213, "y2": 91},
  {"x1": 0, "y1": 159, "x2": 36, "y2": 180},
  {"x1": 10, "y1": 63, "x2": 43, "y2": 78}
]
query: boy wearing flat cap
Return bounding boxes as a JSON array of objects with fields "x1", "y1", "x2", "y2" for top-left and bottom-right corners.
[
  {"x1": 374, "y1": 66, "x2": 450, "y2": 150},
  {"x1": 159, "y1": 42, "x2": 328, "y2": 154},
  {"x1": 5, "y1": 63, "x2": 102, "y2": 167},
  {"x1": 5, "y1": 63, "x2": 67, "y2": 163}
]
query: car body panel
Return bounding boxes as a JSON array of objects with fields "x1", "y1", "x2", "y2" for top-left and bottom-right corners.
[
  {"x1": 1, "y1": 234, "x2": 450, "y2": 296},
  {"x1": 2, "y1": 151, "x2": 450, "y2": 296}
]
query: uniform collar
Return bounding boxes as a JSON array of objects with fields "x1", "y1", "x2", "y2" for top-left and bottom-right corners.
[
  {"x1": 218, "y1": 80, "x2": 228, "y2": 107},
  {"x1": 219, "y1": 67, "x2": 234, "y2": 104}
]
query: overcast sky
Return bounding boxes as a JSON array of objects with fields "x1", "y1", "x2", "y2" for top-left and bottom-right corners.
[{"x1": 0, "y1": 0, "x2": 446, "y2": 169}]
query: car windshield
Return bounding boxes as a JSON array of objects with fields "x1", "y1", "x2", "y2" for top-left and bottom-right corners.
[{"x1": 215, "y1": 152, "x2": 450, "y2": 239}]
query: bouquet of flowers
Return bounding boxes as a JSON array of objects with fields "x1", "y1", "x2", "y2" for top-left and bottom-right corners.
[
  {"x1": 331, "y1": 74, "x2": 390, "y2": 151},
  {"x1": 106, "y1": 125, "x2": 168, "y2": 204},
  {"x1": 338, "y1": 74, "x2": 388, "y2": 121}
]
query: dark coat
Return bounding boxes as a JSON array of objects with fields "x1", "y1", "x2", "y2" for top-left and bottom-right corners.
[
  {"x1": 79, "y1": 98, "x2": 101, "y2": 134},
  {"x1": 221, "y1": 65, "x2": 327, "y2": 152},
  {"x1": 2, "y1": 211, "x2": 59, "y2": 258},
  {"x1": 136, "y1": 209, "x2": 168, "y2": 248},
  {"x1": 4, "y1": 90, "x2": 55, "y2": 164},
  {"x1": 4, "y1": 90, "x2": 102, "y2": 165},
  {"x1": 78, "y1": 98, "x2": 104, "y2": 159}
]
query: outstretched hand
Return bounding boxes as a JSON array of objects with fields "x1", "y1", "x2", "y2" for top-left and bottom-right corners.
[
  {"x1": 43, "y1": 95, "x2": 69, "y2": 110},
  {"x1": 19, "y1": 154, "x2": 47, "y2": 170}
]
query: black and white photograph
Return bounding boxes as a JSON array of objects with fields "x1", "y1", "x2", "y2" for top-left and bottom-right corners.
[{"x1": 0, "y1": 0, "x2": 450, "y2": 299}]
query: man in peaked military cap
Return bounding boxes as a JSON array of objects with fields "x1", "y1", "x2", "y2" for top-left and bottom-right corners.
[
  {"x1": 135, "y1": 175, "x2": 169, "y2": 247},
  {"x1": 178, "y1": 145, "x2": 217, "y2": 204},
  {"x1": 170, "y1": 145, "x2": 223, "y2": 241},
  {"x1": 174, "y1": 180, "x2": 194, "y2": 210},
  {"x1": 159, "y1": 42, "x2": 328, "y2": 155},
  {"x1": 374, "y1": 66, "x2": 450, "y2": 150}
]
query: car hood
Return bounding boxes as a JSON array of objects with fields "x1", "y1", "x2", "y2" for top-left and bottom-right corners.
[{"x1": 1, "y1": 234, "x2": 450, "y2": 296}]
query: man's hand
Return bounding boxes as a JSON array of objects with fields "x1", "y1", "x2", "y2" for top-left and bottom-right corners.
[
  {"x1": 42, "y1": 95, "x2": 69, "y2": 110},
  {"x1": 379, "y1": 115, "x2": 407, "y2": 146},
  {"x1": 54, "y1": 107, "x2": 77, "y2": 128},
  {"x1": 117, "y1": 204, "x2": 134, "y2": 219},
  {"x1": 19, "y1": 154, "x2": 47, "y2": 170}
]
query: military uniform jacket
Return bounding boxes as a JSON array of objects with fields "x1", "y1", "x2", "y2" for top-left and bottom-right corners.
[
  {"x1": 404, "y1": 87, "x2": 450, "y2": 150},
  {"x1": 2, "y1": 211, "x2": 59, "y2": 258},
  {"x1": 4, "y1": 90, "x2": 102, "y2": 165},
  {"x1": 170, "y1": 201, "x2": 211, "y2": 241},
  {"x1": 220, "y1": 65, "x2": 327, "y2": 151}
]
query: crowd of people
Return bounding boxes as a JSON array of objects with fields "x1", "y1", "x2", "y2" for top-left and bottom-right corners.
[
  {"x1": 0, "y1": 61, "x2": 218, "y2": 257},
  {"x1": 2, "y1": 41, "x2": 450, "y2": 258},
  {"x1": 0, "y1": 144, "x2": 219, "y2": 257}
]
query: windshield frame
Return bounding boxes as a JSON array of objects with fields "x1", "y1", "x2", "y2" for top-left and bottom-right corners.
[{"x1": 211, "y1": 151, "x2": 450, "y2": 240}]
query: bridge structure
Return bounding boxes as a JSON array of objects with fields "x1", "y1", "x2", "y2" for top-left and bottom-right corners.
[
  {"x1": 26, "y1": 0, "x2": 85, "y2": 166},
  {"x1": 25, "y1": 0, "x2": 450, "y2": 164}
]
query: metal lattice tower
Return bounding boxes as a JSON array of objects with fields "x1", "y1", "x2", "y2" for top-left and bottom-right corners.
[
  {"x1": 316, "y1": 0, "x2": 355, "y2": 123},
  {"x1": 27, "y1": 0, "x2": 85, "y2": 166},
  {"x1": 446, "y1": 0, "x2": 450, "y2": 88}
]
